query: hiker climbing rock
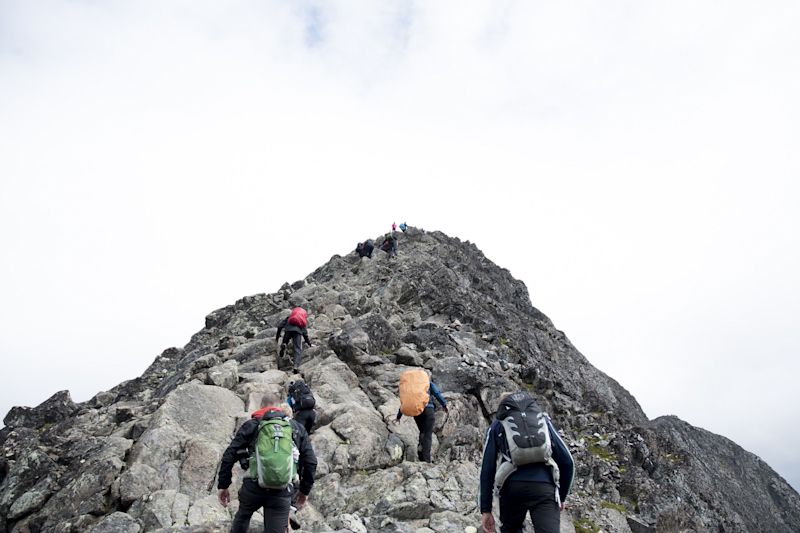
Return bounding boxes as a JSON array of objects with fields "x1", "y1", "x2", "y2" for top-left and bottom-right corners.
[
  {"x1": 393, "y1": 369, "x2": 448, "y2": 463},
  {"x1": 478, "y1": 391, "x2": 574, "y2": 533},
  {"x1": 399, "y1": 222, "x2": 407, "y2": 232},
  {"x1": 288, "y1": 379, "x2": 317, "y2": 434},
  {"x1": 276, "y1": 307, "x2": 312, "y2": 374},
  {"x1": 356, "y1": 239, "x2": 374, "y2": 259},
  {"x1": 217, "y1": 392, "x2": 318, "y2": 533},
  {"x1": 380, "y1": 233, "x2": 398, "y2": 258}
]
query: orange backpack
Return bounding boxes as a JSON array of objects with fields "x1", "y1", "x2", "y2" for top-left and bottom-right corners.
[{"x1": 399, "y1": 369, "x2": 430, "y2": 416}]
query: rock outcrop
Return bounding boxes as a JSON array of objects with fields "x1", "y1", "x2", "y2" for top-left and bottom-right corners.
[{"x1": 2, "y1": 228, "x2": 799, "y2": 532}]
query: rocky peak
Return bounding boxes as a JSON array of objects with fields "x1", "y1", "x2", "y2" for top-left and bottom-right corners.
[{"x1": 2, "y1": 227, "x2": 799, "y2": 532}]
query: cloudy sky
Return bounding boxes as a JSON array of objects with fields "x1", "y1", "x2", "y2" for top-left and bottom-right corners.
[{"x1": 1, "y1": 1, "x2": 798, "y2": 490}]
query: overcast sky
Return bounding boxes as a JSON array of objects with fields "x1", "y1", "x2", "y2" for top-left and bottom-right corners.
[{"x1": 1, "y1": 1, "x2": 798, "y2": 491}]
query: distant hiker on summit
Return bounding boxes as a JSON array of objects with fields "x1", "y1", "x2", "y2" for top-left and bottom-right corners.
[
  {"x1": 276, "y1": 307, "x2": 312, "y2": 374},
  {"x1": 399, "y1": 222, "x2": 407, "y2": 232},
  {"x1": 478, "y1": 391, "x2": 574, "y2": 533},
  {"x1": 393, "y1": 369, "x2": 448, "y2": 463},
  {"x1": 356, "y1": 239, "x2": 374, "y2": 258},
  {"x1": 288, "y1": 379, "x2": 317, "y2": 434},
  {"x1": 392, "y1": 221, "x2": 397, "y2": 232},
  {"x1": 217, "y1": 392, "x2": 318, "y2": 533}
]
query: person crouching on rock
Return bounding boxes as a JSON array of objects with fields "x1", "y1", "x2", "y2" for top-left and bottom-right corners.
[
  {"x1": 217, "y1": 392, "x2": 318, "y2": 533},
  {"x1": 380, "y1": 233, "x2": 398, "y2": 258},
  {"x1": 393, "y1": 369, "x2": 448, "y2": 463},
  {"x1": 356, "y1": 239, "x2": 374, "y2": 258},
  {"x1": 276, "y1": 307, "x2": 312, "y2": 374}
]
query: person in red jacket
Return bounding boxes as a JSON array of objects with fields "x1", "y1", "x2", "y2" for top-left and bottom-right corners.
[{"x1": 276, "y1": 308, "x2": 312, "y2": 374}]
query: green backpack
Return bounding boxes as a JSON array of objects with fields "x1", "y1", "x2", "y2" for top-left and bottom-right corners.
[{"x1": 249, "y1": 417, "x2": 295, "y2": 489}]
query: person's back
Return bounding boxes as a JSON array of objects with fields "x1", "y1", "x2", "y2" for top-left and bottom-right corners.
[
  {"x1": 479, "y1": 391, "x2": 574, "y2": 533},
  {"x1": 394, "y1": 372, "x2": 448, "y2": 463},
  {"x1": 381, "y1": 234, "x2": 397, "y2": 257},
  {"x1": 276, "y1": 309, "x2": 313, "y2": 374},
  {"x1": 288, "y1": 379, "x2": 317, "y2": 434},
  {"x1": 356, "y1": 239, "x2": 374, "y2": 259},
  {"x1": 218, "y1": 392, "x2": 318, "y2": 533}
]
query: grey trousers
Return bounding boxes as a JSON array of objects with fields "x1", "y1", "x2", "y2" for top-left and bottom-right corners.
[{"x1": 281, "y1": 332, "x2": 303, "y2": 367}]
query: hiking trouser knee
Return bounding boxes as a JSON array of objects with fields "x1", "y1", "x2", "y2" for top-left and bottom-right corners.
[
  {"x1": 291, "y1": 333, "x2": 303, "y2": 367},
  {"x1": 414, "y1": 406, "x2": 436, "y2": 462},
  {"x1": 232, "y1": 479, "x2": 292, "y2": 533},
  {"x1": 498, "y1": 480, "x2": 560, "y2": 533},
  {"x1": 294, "y1": 409, "x2": 317, "y2": 434}
]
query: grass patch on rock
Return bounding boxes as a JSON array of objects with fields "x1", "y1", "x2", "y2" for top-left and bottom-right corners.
[
  {"x1": 574, "y1": 517, "x2": 600, "y2": 533},
  {"x1": 601, "y1": 501, "x2": 627, "y2": 513}
]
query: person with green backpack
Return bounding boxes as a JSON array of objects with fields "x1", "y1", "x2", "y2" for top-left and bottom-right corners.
[{"x1": 217, "y1": 392, "x2": 318, "y2": 533}]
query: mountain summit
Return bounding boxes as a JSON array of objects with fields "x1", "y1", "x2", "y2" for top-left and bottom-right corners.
[{"x1": 2, "y1": 228, "x2": 798, "y2": 532}]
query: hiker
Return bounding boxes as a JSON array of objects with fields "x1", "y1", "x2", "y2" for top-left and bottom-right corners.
[
  {"x1": 218, "y1": 392, "x2": 318, "y2": 533},
  {"x1": 380, "y1": 233, "x2": 397, "y2": 258},
  {"x1": 356, "y1": 239, "x2": 374, "y2": 259},
  {"x1": 287, "y1": 379, "x2": 317, "y2": 434},
  {"x1": 399, "y1": 222, "x2": 407, "y2": 232},
  {"x1": 392, "y1": 222, "x2": 397, "y2": 232},
  {"x1": 276, "y1": 307, "x2": 312, "y2": 374},
  {"x1": 393, "y1": 369, "x2": 448, "y2": 462},
  {"x1": 478, "y1": 391, "x2": 574, "y2": 533}
]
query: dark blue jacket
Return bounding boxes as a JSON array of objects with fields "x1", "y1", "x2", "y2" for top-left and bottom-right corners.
[{"x1": 478, "y1": 417, "x2": 574, "y2": 513}]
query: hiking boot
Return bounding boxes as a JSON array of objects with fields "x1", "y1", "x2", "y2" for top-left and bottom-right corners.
[
  {"x1": 288, "y1": 506, "x2": 300, "y2": 529},
  {"x1": 289, "y1": 508, "x2": 301, "y2": 530}
]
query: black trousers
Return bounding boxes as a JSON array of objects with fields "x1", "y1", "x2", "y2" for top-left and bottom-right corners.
[
  {"x1": 414, "y1": 405, "x2": 436, "y2": 462},
  {"x1": 231, "y1": 478, "x2": 292, "y2": 533},
  {"x1": 294, "y1": 409, "x2": 317, "y2": 434},
  {"x1": 281, "y1": 332, "x2": 303, "y2": 367},
  {"x1": 499, "y1": 480, "x2": 560, "y2": 533}
]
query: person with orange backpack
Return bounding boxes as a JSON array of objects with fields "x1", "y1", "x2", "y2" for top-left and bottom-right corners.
[
  {"x1": 393, "y1": 369, "x2": 448, "y2": 463},
  {"x1": 276, "y1": 307, "x2": 312, "y2": 374}
]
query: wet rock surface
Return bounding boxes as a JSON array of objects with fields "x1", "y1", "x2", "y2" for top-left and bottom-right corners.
[{"x1": 2, "y1": 228, "x2": 799, "y2": 532}]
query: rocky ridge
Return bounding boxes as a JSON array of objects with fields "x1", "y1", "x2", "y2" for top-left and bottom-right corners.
[{"x1": 2, "y1": 228, "x2": 799, "y2": 533}]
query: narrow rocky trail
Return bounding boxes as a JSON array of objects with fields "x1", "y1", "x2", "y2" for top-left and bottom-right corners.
[{"x1": 2, "y1": 229, "x2": 798, "y2": 532}]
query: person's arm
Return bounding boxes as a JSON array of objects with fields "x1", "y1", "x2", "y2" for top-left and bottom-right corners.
[
  {"x1": 302, "y1": 330, "x2": 312, "y2": 346},
  {"x1": 294, "y1": 424, "x2": 318, "y2": 496},
  {"x1": 275, "y1": 319, "x2": 286, "y2": 341},
  {"x1": 429, "y1": 382, "x2": 448, "y2": 410},
  {"x1": 479, "y1": 423, "x2": 498, "y2": 514},
  {"x1": 287, "y1": 395, "x2": 294, "y2": 409},
  {"x1": 547, "y1": 418, "x2": 574, "y2": 504},
  {"x1": 218, "y1": 419, "x2": 258, "y2": 489}
]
